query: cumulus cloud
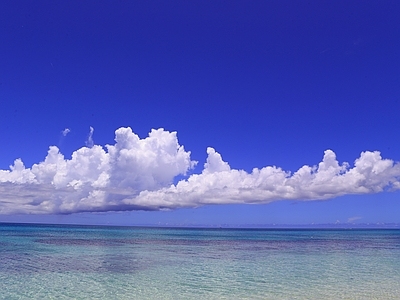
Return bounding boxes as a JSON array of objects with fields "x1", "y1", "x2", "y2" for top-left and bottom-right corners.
[{"x1": 0, "y1": 127, "x2": 399, "y2": 214}]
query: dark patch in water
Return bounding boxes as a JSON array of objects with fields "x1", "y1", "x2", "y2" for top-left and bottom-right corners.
[
  {"x1": 35, "y1": 238, "x2": 134, "y2": 246},
  {"x1": 33, "y1": 235, "x2": 400, "y2": 253},
  {"x1": 0, "y1": 252, "x2": 145, "y2": 274}
]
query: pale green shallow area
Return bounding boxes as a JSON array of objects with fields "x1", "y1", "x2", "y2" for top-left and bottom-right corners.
[{"x1": 1, "y1": 225, "x2": 400, "y2": 299}]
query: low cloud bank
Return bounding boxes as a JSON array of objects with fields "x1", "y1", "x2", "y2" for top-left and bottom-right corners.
[{"x1": 0, "y1": 127, "x2": 399, "y2": 214}]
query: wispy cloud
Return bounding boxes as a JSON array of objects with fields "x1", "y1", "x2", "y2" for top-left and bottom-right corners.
[
  {"x1": 62, "y1": 128, "x2": 71, "y2": 136},
  {"x1": 0, "y1": 127, "x2": 399, "y2": 214},
  {"x1": 85, "y1": 126, "x2": 94, "y2": 148},
  {"x1": 347, "y1": 216, "x2": 362, "y2": 223}
]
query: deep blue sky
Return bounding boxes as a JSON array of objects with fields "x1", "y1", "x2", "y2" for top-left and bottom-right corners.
[{"x1": 0, "y1": 1, "x2": 399, "y2": 226}]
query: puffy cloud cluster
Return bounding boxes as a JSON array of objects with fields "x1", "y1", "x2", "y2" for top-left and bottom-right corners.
[
  {"x1": 0, "y1": 127, "x2": 399, "y2": 214},
  {"x1": 0, "y1": 128, "x2": 194, "y2": 214},
  {"x1": 132, "y1": 148, "x2": 400, "y2": 209}
]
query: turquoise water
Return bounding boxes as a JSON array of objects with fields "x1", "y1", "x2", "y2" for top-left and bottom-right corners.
[{"x1": 1, "y1": 224, "x2": 400, "y2": 299}]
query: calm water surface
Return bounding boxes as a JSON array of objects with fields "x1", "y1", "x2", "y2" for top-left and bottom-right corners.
[{"x1": 1, "y1": 224, "x2": 400, "y2": 299}]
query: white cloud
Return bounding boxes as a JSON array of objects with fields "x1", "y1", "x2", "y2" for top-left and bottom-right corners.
[
  {"x1": 85, "y1": 126, "x2": 94, "y2": 148},
  {"x1": 62, "y1": 128, "x2": 71, "y2": 136},
  {"x1": 347, "y1": 216, "x2": 362, "y2": 223},
  {"x1": 0, "y1": 127, "x2": 399, "y2": 214}
]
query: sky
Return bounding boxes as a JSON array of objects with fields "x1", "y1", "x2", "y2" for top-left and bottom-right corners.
[{"x1": 0, "y1": 0, "x2": 399, "y2": 226}]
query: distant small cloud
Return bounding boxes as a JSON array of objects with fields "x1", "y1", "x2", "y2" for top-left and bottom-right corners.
[
  {"x1": 347, "y1": 216, "x2": 362, "y2": 223},
  {"x1": 85, "y1": 126, "x2": 94, "y2": 148},
  {"x1": 62, "y1": 128, "x2": 71, "y2": 136}
]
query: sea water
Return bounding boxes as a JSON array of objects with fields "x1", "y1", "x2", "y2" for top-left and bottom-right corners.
[{"x1": 0, "y1": 224, "x2": 400, "y2": 299}]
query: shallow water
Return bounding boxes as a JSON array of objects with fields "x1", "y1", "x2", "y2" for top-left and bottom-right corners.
[{"x1": 1, "y1": 224, "x2": 400, "y2": 299}]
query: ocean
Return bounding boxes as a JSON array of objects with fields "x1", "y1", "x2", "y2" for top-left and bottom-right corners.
[{"x1": 0, "y1": 224, "x2": 399, "y2": 299}]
